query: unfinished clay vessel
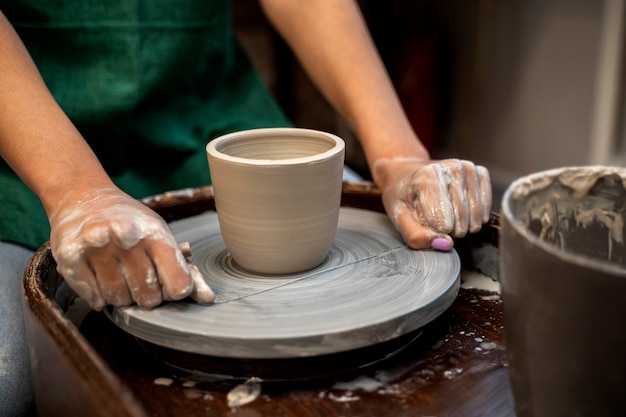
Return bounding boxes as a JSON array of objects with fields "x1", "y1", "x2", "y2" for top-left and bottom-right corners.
[{"x1": 207, "y1": 128, "x2": 345, "y2": 274}]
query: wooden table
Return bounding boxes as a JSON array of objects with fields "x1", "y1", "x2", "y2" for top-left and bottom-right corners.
[{"x1": 23, "y1": 182, "x2": 514, "y2": 417}]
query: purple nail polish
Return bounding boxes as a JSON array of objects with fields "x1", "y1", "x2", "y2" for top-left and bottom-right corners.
[{"x1": 432, "y1": 237, "x2": 453, "y2": 251}]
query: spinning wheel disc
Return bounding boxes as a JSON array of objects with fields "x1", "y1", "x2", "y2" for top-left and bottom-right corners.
[{"x1": 106, "y1": 208, "x2": 460, "y2": 359}]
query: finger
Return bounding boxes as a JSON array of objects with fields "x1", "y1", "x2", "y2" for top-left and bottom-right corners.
[
  {"x1": 394, "y1": 205, "x2": 454, "y2": 250},
  {"x1": 444, "y1": 160, "x2": 470, "y2": 237},
  {"x1": 189, "y1": 264, "x2": 216, "y2": 305},
  {"x1": 477, "y1": 165, "x2": 493, "y2": 223},
  {"x1": 107, "y1": 216, "x2": 168, "y2": 307},
  {"x1": 147, "y1": 241, "x2": 194, "y2": 301},
  {"x1": 58, "y1": 261, "x2": 107, "y2": 311},
  {"x1": 109, "y1": 215, "x2": 143, "y2": 250},
  {"x1": 431, "y1": 236, "x2": 454, "y2": 251},
  {"x1": 114, "y1": 246, "x2": 164, "y2": 309},
  {"x1": 72, "y1": 222, "x2": 133, "y2": 306},
  {"x1": 86, "y1": 248, "x2": 133, "y2": 307},
  {"x1": 414, "y1": 164, "x2": 455, "y2": 234},
  {"x1": 462, "y1": 162, "x2": 484, "y2": 233}
]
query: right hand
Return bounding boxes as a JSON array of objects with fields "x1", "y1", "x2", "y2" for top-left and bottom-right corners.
[
  {"x1": 48, "y1": 187, "x2": 214, "y2": 311},
  {"x1": 374, "y1": 157, "x2": 492, "y2": 250}
]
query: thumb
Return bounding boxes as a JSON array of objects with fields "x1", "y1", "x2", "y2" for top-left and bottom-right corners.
[{"x1": 393, "y1": 209, "x2": 454, "y2": 251}]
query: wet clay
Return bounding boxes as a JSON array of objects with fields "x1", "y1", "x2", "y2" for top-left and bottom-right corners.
[
  {"x1": 207, "y1": 128, "x2": 345, "y2": 274},
  {"x1": 506, "y1": 166, "x2": 626, "y2": 264}
]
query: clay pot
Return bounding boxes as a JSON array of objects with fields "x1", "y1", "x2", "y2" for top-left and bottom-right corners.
[
  {"x1": 207, "y1": 128, "x2": 345, "y2": 274},
  {"x1": 500, "y1": 166, "x2": 626, "y2": 417}
]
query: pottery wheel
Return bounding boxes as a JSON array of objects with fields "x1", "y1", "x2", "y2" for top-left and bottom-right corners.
[{"x1": 106, "y1": 207, "x2": 461, "y2": 359}]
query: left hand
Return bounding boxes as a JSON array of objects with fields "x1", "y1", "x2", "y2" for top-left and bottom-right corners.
[{"x1": 374, "y1": 158, "x2": 492, "y2": 250}]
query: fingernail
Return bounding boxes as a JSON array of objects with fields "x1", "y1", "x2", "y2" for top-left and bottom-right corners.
[{"x1": 431, "y1": 237, "x2": 453, "y2": 251}]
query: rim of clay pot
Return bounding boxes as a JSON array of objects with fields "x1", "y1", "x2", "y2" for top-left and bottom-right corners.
[
  {"x1": 501, "y1": 165, "x2": 626, "y2": 277},
  {"x1": 207, "y1": 127, "x2": 345, "y2": 166}
]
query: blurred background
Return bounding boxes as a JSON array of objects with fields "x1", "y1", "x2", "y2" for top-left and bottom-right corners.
[{"x1": 234, "y1": 0, "x2": 625, "y2": 211}]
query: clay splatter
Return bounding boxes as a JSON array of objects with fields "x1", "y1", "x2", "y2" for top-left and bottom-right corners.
[{"x1": 227, "y1": 377, "x2": 262, "y2": 408}]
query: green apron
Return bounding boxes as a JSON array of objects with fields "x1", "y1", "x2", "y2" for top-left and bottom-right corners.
[{"x1": 1, "y1": 0, "x2": 290, "y2": 249}]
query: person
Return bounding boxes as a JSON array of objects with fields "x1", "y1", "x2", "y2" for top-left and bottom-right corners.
[{"x1": 0, "y1": 0, "x2": 492, "y2": 415}]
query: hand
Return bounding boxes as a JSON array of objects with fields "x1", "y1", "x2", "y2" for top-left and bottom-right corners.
[
  {"x1": 48, "y1": 188, "x2": 215, "y2": 311},
  {"x1": 374, "y1": 158, "x2": 492, "y2": 250}
]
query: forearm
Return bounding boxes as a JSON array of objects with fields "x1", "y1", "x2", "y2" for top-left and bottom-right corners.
[
  {"x1": 0, "y1": 11, "x2": 114, "y2": 216},
  {"x1": 258, "y1": 0, "x2": 430, "y2": 177}
]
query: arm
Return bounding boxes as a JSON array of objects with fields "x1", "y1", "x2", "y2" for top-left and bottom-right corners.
[
  {"x1": 259, "y1": 0, "x2": 491, "y2": 249},
  {"x1": 0, "y1": 12, "x2": 213, "y2": 310},
  {"x1": 0, "y1": 13, "x2": 110, "y2": 211}
]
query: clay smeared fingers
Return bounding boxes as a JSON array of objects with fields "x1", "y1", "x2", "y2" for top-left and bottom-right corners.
[
  {"x1": 59, "y1": 261, "x2": 107, "y2": 311},
  {"x1": 443, "y1": 159, "x2": 470, "y2": 237},
  {"x1": 85, "y1": 247, "x2": 133, "y2": 307},
  {"x1": 462, "y1": 161, "x2": 485, "y2": 233},
  {"x1": 112, "y1": 246, "x2": 164, "y2": 308},
  {"x1": 477, "y1": 165, "x2": 493, "y2": 223},
  {"x1": 393, "y1": 204, "x2": 440, "y2": 249},
  {"x1": 413, "y1": 163, "x2": 456, "y2": 235},
  {"x1": 146, "y1": 241, "x2": 194, "y2": 301}
]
